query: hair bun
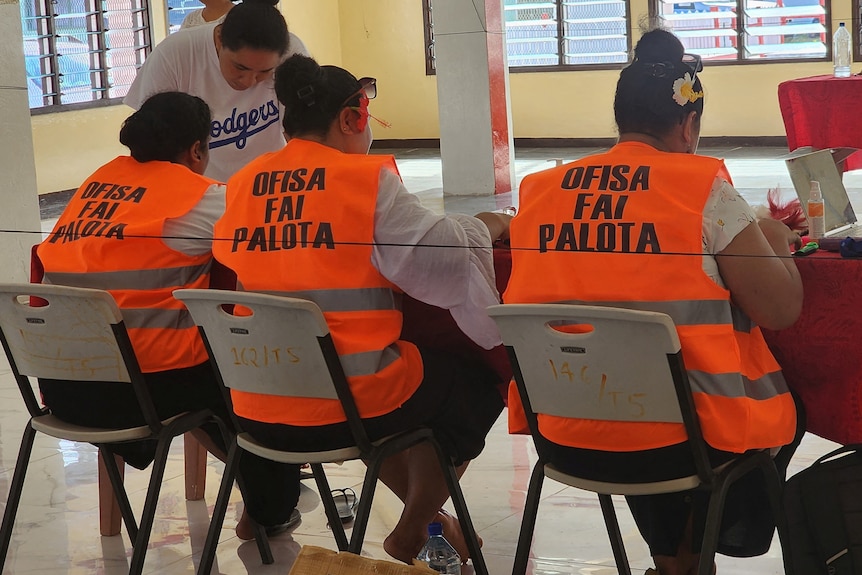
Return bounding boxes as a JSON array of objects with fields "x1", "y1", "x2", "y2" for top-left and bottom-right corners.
[{"x1": 633, "y1": 28, "x2": 684, "y2": 64}]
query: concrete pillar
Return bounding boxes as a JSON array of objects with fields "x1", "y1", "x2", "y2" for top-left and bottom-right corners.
[
  {"x1": 0, "y1": 0, "x2": 42, "y2": 282},
  {"x1": 433, "y1": 0, "x2": 514, "y2": 196}
]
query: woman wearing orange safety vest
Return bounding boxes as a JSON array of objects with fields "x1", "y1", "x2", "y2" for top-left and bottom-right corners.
[
  {"x1": 36, "y1": 91, "x2": 300, "y2": 540},
  {"x1": 505, "y1": 29, "x2": 804, "y2": 575},
  {"x1": 214, "y1": 54, "x2": 510, "y2": 565}
]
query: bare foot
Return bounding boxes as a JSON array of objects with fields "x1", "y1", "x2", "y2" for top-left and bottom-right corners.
[
  {"x1": 235, "y1": 507, "x2": 255, "y2": 541},
  {"x1": 383, "y1": 529, "x2": 426, "y2": 565},
  {"x1": 436, "y1": 509, "x2": 483, "y2": 563}
]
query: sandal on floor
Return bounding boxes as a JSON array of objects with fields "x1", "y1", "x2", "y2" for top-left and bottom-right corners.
[
  {"x1": 299, "y1": 463, "x2": 313, "y2": 480},
  {"x1": 331, "y1": 487, "x2": 357, "y2": 523}
]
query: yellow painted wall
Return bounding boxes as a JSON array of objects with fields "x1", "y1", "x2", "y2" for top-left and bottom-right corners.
[
  {"x1": 27, "y1": 0, "x2": 853, "y2": 194},
  {"x1": 31, "y1": 107, "x2": 130, "y2": 195},
  {"x1": 336, "y1": 0, "x2": 440, "y2": 138},
  {"x1": 281, "y1": 0, "x2": 342, "y2": 65}
]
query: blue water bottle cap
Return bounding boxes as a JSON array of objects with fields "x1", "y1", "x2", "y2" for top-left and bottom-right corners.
[{"x1": 427, "y1": 522, "x2": 443, "y2": 536}]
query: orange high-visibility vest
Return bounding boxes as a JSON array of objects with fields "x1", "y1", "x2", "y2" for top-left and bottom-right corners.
[
  {"x1": 504, "y1": 141, "x2": 797, "y2": 453},
  {"x1": 37, "y1": 156, "x2": 215, "y2": 373},
  {"x1": 214, "y1": 138, "x2": 423, "y2": 426}
]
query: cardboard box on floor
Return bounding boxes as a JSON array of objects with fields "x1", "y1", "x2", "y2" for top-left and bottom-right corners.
[{"x1": 288, "y1": 545, "x2": 437, "y2": 575}]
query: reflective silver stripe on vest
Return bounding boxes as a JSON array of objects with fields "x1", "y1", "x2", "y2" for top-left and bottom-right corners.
[
  {"x1": 730, "y1": 305, "x2": 753, "y2": 334},
  {"x1": 559, "y1": 299, "x2": 753, "y2": 332},
  {"x1": 43, "y1": 263, "x2": 211, "y2": 291},
  {"x1": 122, "y1": 307, "x2": 196, "y2": 330},
  {"x1": 688, "y1": 369, "x2": 789, "y2": 400},
  {"x1": 235, "y1": 286, "x2": 403, "y2": 377},
  {"x1": 339, "y1": 344, "x2": 401, "y2": 377},
  {"x1": 259, "y1": 287, "x2": 399, "y2": 312}
]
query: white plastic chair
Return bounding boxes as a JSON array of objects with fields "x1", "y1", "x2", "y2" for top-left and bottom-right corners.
[
  {"x1": 0, "y1": 283, "x2": 227, "y2": 575},
  {"x1": 487, "y1": 303, "x2": 789, "y2": 575},
  {"x1": 174, "y1": 289, "x2": 487, "y2": 575}
]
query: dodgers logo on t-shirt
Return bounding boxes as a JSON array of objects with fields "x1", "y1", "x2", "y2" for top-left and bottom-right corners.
[{"x1": 210, "y1": 100, "x2": 280, "y2": 150}]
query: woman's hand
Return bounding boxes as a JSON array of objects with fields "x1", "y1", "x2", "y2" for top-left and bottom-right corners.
[{"x1": 757, "y1": 216, "x2": 803, "y2": 252}]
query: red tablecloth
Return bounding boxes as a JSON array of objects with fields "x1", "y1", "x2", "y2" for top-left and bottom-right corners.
[
  {"x1": 778, "y1": 74, "x2": 862, "y2": 171},
  {"x1": 762, "y1": 251, "x2": 862, "y2": 445},
  {"x1": 404, "y1": 245, "x2": 862, "y2": 445}
]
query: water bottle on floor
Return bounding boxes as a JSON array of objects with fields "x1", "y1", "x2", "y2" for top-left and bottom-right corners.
[
  {"x1": 416, "y1": 522, "x2": 461, "y2": 574},
  {"x1": 833, "y1": 22, "x2": 852, "y2": 78}
]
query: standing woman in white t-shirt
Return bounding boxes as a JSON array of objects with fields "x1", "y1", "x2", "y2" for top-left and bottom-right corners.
[
  {"x1": 180, "y1": 0, "x2": 235, "y2": 29},
  {"x1": 124, "y1": 0, "x2": 309, "y2": 182}
]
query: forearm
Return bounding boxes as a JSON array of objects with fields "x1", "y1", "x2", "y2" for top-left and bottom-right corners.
[{"x1": 473, "y1": 212, "x2": 513, "y2": 242}]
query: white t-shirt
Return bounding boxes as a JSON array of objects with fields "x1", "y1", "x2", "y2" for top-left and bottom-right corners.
[
  {"x1": 702, "y1": 177, "x2": 757, "y2": 287},
  {"x1": 124, "y1": 23, "x2": 309, "y2": 183},
  {"x1": 163, "y1": 183, "x2": 226, "y2": 255},
  {"x1": 180, "y1": 9, "x2": 226, "y2": 29},
  {"x1": 371, "y1": 168, "x2": 502, "y2": 350}
]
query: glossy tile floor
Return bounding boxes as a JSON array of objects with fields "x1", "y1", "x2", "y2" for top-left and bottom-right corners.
[{"x1": 6, "y1": 145, "x2": 853, "y2": 575}]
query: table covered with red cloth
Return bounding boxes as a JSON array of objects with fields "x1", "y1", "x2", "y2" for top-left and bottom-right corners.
[
  {"x1": 778, "y1": 74, "x2": 862, "y2": 171},
  {"x1": 762, "y1": 251, "x2": 862, "y2": 445},
  {"x1": 402, "y1": 243, "x2": 862, "y2": 446}
]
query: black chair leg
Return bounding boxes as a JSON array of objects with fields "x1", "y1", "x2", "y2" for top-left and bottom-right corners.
[
  {"x1": 128, "y1": 436, "x2": 175, "y2": 575},
  {"x1": 250, "y1": 521, "x2": 271, "y2": 564},
  {"x1": 698, "y1": 483, "x2": 730, "y2": 575},
  {"x1": 0, "y1": 424, "x2": 36, "y2": 569},
  {"x1": 231, "y1": 450, "x2": 273, "y2": 565},
  {"x1": 311, "y1": 463, "x2": 349, "y2": 551},
  {"x1": 431, "y1": 441, "x2": 488, "y2": 575},
  {"x1": 98, "y1": 445, "x2": 139, "y2": 542},
  {"x1": 598, "y1": 494, "x2": 631, "y2": 575},
  {"x1": 197, "y1": 440, "x2": 241, "y2": 575},
  {"x1": 764, "y1": 460, "x2": 792, "y2": 575},
  {"x1": 348, "y1": 455, "x2": 383, "y2": 554},
  {"x1": 511, "y1": 461, "x2": 545, "y2": 575}
]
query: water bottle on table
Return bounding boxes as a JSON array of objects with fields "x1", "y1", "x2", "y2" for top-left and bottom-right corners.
[
  {"x1": 808, "y1": 180, "x2": 825, "y2": 240},
  {"x1": 416, "y1": 522, "x2": 461, "y2": 574},
  {"x1": 833, "y1": 22, "x2": 852, "y2": 78}
]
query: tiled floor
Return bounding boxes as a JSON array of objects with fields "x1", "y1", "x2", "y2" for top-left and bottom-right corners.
[{"x1": 3, "y1": 146, "x2": 849, "y2": 574}]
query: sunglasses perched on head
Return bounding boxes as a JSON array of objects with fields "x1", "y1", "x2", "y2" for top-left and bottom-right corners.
[
  {"x1": 340, "y1": 76, "x2": 391, "y2": 129},
  {"x1": 681, "y1": 52, "x2": 703, "y2": 76},
  {"x1": 340, "y1": 77, "x2": 377, "y2": 108}
]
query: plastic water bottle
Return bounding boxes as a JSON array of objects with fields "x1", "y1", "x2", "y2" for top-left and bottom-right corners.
[
  {"x1": 416, "y1": 522, "x2": 461, "y2": 574},
  {"x1": 833, "y1": 22, "x2": 851, "y2": 78},
  {"x1": 808, "y1": 180, "x2": 825, "y2": 239}
]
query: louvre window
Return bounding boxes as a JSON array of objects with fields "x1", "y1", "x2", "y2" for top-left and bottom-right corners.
[
  {"x1": 19, "y1": 0, "x2": 150, "y2": 111},
  {"x1": 423, "y1": 0, "x2": 631, "y2": 73},
  {"x1": 652, "y1": 0, "x2": 828, "y2": 62},
  {"x1": 165, "y1": 0, "x2": 203, "y2": 34}
]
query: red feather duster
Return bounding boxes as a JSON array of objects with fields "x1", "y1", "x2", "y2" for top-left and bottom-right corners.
[{"x1": 763, "y1": 188, "x2": 807, "y2": 233}]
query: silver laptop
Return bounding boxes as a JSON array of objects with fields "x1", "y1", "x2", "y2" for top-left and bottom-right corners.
[{"x1": 785, "y1": 147, "x2": 862, "y2": 247}]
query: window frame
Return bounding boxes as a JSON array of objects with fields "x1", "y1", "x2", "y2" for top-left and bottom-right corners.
[
  {"x1": 648, "y1": 0, "x2": 832, "y2": 66},
  {"x1": 164, "y1": 0, "x2": 204, "y2": 35},
  {"x1": 422, "y1": 0, "x2": 633, "y2": 75},
  {"x1": 21, "y1": 0, "x2": 152, "y2": 114},
  {"x1": 854, "y1": 0, "x2": 862, "y2": 61}
]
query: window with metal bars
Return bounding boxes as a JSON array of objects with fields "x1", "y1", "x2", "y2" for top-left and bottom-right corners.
[
  {"x1": 650, "y1": 0, "x2": 829, "y2": 63},
  {"x1": 165, "y1": 0, "x2": 203, "y2": 34},
  {"x1": 19, "y1": 0, "x2": 151, "y2": 111},
  {"x1": 422, "y1": 0, "x2": 631, "y2": 74}
]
